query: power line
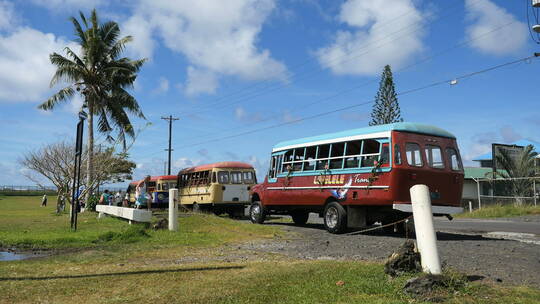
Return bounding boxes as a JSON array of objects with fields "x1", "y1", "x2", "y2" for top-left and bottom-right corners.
[
  {"x1": 176, "y1": 0, "x2": 482, "y2": 117},
  {"x1": 178, "y1": 19, "x2": 519, "y2": 143},
  {"x1": 174, "y1": 54, "x2": 539, "y2": 150}
]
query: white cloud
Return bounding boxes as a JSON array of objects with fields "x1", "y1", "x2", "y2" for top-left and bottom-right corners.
[
  {"x1": 63, "y1": 94, "x2": 84, "y2": 114},
  {"x1": 0, "y1": 27, "x2": 78, "y2": 103},
  {"x1": 465, "y1": 0, "x2": 527, "y2": 56},
  {"x1": 316, "y1": 0, "x2": 426, "y2": 75},
  {"x1": 235, "y1": 106, "x2": 247, "y2": 120},
  {"x1": 152, "y1": 77, "x2": 169, "y2": 95},
  {"x1": 0, "y1": 1, "x2": 16, "y2": 31},
  {"x1": 123, "y1": 0, "x2": 287, "y2": 96},
  {"x1": 185, "y1": 67, "x2": 218, "y2": 96},
  {"x1": 123, "y1": 14, "x2": 155, "y2": 60},
  {"x1": 282, "y1": 109, "x2": 299, "y2": 123}
]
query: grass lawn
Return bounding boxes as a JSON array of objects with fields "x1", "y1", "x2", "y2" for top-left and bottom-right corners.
[
  {"x1": 456, "y1": 204, "x2": 540, "y2": 219},
  {"x1": 0, "y1": 195, "x2": 281, "y2": 250},
  {"x1": 1, "y1": 196, "x2": 540, "y2": 304}
]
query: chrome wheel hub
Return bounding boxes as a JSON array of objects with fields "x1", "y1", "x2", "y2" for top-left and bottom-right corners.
[
  {"x1": 251, "y1": 204, "x2": 261, "y2": 219},
  {"x1": 325, "y1": 207, "x2": 338, "y2": 228}
]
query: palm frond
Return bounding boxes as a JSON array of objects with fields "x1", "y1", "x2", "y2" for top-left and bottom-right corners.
[
  {"x1": 100, "y1": 21, "x2": 120, "y2": 48},
  {"x1": 38, "y1": 87, "x2": 75, "y2": 110}
]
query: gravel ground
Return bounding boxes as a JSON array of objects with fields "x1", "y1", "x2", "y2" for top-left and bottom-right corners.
[{"x1": 236, "y1": 218, "x2": 540, "y2": 288}]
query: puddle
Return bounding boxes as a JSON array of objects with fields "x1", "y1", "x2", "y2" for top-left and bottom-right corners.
[{"x1": 0, "y1": 251, "x2": 42, "y2": 261}]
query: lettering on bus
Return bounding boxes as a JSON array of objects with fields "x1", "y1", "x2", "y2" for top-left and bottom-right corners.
[
  {"x1": 313, "y1": 174, "x2": 345, "y2": 185},
  {"x1": 352, "y1": 174, "x2": 370, "y2": 183}
]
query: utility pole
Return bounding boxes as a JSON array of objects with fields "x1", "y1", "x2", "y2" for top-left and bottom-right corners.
[{"x1": 161, "y1": 115, "x2": 179, "y2": 175}]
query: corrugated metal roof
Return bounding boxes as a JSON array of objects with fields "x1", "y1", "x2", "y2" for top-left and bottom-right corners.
[
  {"x1": 464, "y1": 167, "x2": 492, "y2": 179},
  {"x1": 273, "y1": 122, "x2": 456, "y2": 150}
]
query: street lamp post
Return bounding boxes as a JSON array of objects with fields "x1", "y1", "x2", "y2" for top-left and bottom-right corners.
[{"x1": 70, "y1": 110, "x2": 87, "y2": 231}]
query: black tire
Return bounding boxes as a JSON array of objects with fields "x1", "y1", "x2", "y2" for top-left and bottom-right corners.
[
  {"x1": 291, "y1": 211, "x2": 309, "y2": 225},
  {"x1": 213, "y1": 208, "x2": 224, "y2": 216},
  {"x1": 249, "y1": 201, "x2": 266, "y2": 224},
  {"x1": 323, "y1": 202, "x2": 347, "y2": 234}
]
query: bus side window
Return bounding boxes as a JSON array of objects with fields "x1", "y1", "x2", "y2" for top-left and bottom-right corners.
[
  {"x1": 293, "y1": 148, "x2": 305, "y2": 171},
  {"x1": 344, "y1": 140, "x2": 361, "y2": 168},
  {"x1": 329, "y1": 142, "x2": 345, "y2": 169},
  {"x1": 406, "y1": 143, "x2": 423, "y2": 167},
  {"x1": 446, "y1": 148, "x2": 463, "y2": 171},
  {"x1": 316, "y1": 144, "x2": 330, "y2": 170},
  {"x1": 394, "y1": 144, "x2": 402, "y2": 165},
  {"x1": 361, "y1": 139, "x2": 380, "y2": 167},
  {"x1": 212, "y1": 171, "x2": 217, "y2": 183},
  {"x1": 303, "y1": 146, "x2": 317, "y2": 171},
  {"x1": 379, "y1": 143, "x2": 389, "y2": 166}
]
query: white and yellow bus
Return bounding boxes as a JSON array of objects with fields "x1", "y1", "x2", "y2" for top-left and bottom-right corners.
[{"x1": 177, "y1": 161, "x2": 257, "y2": 217}]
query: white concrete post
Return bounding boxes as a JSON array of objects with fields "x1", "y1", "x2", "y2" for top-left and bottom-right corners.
[
  {"x1": 169, "y1": 188, "x2": 178, "y2": 231},
  {"x1": 468, "y1": 201, "x2": 473, "y2": 213},
  {"x1": 410, "y1": 184, "x2": 442, "y2": 275},
  {"x1": 534, "y1": 180, "x2": 537, "y2": 207},
  {"x1": 475, "y1": 179, "x2": 482, "y2": 209}
]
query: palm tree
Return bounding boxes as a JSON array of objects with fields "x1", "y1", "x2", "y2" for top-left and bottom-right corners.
[
  {"x1": 493, "y1": 145, "x2": 538, "y2": 204},
  {"x1": 39, "y1": 10, "x2": 145, "y2": 196}
]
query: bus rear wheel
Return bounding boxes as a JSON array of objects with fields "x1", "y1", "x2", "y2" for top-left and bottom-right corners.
[
  {"x1": 291, "y1": 211, "x2": 309, "y2": 225},
  {"x1": 249, "y1": 201, "x2": 266, "y2": 224},
  {"x1": 324, "y1": 202, "x2": 347, "y2": 234}
]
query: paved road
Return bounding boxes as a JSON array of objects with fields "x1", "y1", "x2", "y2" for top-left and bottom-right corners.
[{"x1": 434, "y1": 217, "x2": 540, "y2": 235}]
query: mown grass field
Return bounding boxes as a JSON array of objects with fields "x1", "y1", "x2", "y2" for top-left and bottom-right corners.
[
  {"x1": 1, "y1": 196, "x2": 540, "y2": 304},
  {"x1": 456, "y1": 203, "x2": 540, "y2": 219}
]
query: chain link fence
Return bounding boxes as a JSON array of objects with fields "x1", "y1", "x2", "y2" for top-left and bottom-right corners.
[{"x1": 471, "y1": 177, "x2": 539, "y2": 209}]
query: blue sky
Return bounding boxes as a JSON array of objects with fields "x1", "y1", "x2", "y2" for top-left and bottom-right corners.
[{"x1": 0, "y1": 0, "x2": 539, "y2": 185}]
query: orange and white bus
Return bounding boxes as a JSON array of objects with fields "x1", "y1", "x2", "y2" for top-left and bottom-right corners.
[{"x1": 177, "y1": 161, "x2": 257, "y2": 217}]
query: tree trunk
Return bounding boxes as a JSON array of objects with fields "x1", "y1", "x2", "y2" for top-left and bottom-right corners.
[{"x1": 86, "y1": 101, "x2": 94, "y2": 200}]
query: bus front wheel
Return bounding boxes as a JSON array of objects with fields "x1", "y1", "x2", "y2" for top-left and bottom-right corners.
[
  {"x1": 324, "y1": 202, "x2": 347, "y2": 234},
  {"x1": 250, "y1": 201, "x2": 266, "y2": 224}
]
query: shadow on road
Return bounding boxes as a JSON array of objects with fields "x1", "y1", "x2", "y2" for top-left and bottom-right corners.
[
  {"x1": 264, "y1": 221, "x2": 504, "y2": 242},
  {"x1": 0, "y1": 265, "x2": 245, "y2": 282}
]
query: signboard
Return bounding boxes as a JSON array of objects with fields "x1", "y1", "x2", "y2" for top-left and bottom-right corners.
[{"x1": 492, "y1": 143, "x2": 524, "y2": 173}]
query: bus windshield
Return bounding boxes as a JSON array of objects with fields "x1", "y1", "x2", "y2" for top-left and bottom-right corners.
[{"x1": 218, "y1": 171, "x2": 230, "y2": 184}]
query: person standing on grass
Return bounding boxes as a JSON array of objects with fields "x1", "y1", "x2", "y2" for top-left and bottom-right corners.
[
  {"x1": 99, "y1": 189, "x2": 111, "y2": 205},
  {"x1": 115, "y1": 191, "x2": 122, "y2": 206},
  {"x1": 135, "y1": 175, "x2": 151, "y2": 209},
  {"x1": 41, "y1": 194, "x2": 47, "y2": 207}
]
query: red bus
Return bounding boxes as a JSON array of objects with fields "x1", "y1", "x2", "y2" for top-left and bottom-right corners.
[{"x1": 249, "y1": 122, "x2": 464, "y2": 233}]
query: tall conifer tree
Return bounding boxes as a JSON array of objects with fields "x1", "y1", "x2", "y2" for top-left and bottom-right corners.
[{"x1": 369, "y1": 65, "x2": 403, "y2": 126}]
